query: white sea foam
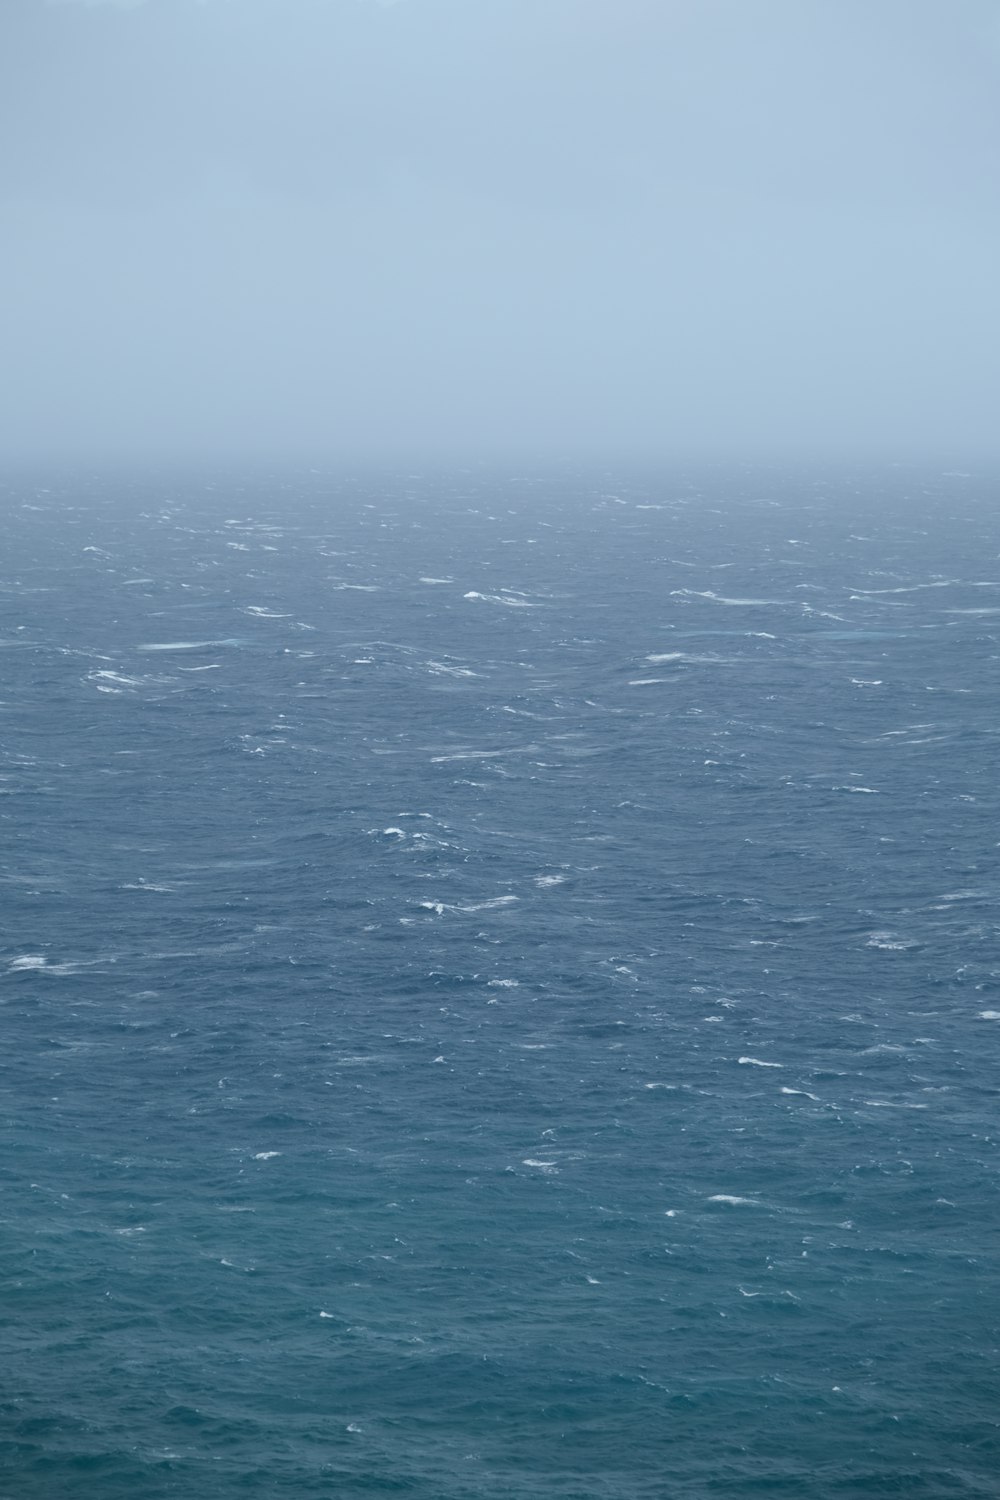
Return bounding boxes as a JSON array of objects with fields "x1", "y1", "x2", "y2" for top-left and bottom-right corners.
[
  {"x1": 89, "y1": 670, "x2": 146, "y2": 687},
  {"x1": 458, "y1": 896, "x2": 519, "y2": 911},
  {"x1": 863, "y1": 1100, "x2": 928, "y2": 1109},
  {"x1": 738, "y1": 1056, "x2": 783, "y2": 1068},
  {"x1": 849, "y1": 580, "x2": 996, "y2": 595},
  {"x1": 977, "y1": 1011, "x2": 1000, "y2": 1020},
  {"x1": 781, "y1": 1087, "x2": 820, "y2": 1101},
  {"x1": 8, "y1": 954, "x2": 115, "y2": 975},
  {"x1": 430, "y1": 750, "x2": 506, "y2": 763},
  {"x1": 708, "y1": 1195, "x2": 761, "y2": 1206},
  {"x1": 254, "y1": 1151, "x2": 282, "y2": 1160},
  {"x1": 424, "y1": 660, "x2": 479, "y2": 678},
  {"x1": 138, "y1": 640, "x2": 240, "y2": 651},
  {"x1": 645, "y1": 652, "x2": 730, "y2": 665},
  {"x1": 463, "y1": 592, "x2": 537, "y2": 607},
  {"x1": 670, "y1": 589, "x2": 785, "y2": 606}
]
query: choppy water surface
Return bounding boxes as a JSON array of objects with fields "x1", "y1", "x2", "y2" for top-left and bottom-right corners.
[{"x1": 2, "y1": 469, "x2": 999, "y2": 1498}]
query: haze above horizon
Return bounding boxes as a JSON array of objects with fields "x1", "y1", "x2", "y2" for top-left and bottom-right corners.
[{"x1": 3, "y1": 0, "x2": 999, "y2": 467}]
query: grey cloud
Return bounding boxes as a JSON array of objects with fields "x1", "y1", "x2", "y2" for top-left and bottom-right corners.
[{"x1": 2, "y1": 0, "x2": 999, "y2": 466}]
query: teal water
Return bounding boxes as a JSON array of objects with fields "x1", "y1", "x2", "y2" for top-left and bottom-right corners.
[{"x1": 2, "y1": 470, "x2": 999, "y2": 1497}]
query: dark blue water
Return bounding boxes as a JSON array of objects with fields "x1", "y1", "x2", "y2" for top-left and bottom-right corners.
[{"x1": 2, "y1": 468, "x2": 999, "y2": 1497}]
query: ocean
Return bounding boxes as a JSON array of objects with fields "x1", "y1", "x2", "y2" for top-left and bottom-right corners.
[{"x1": 2, "y1": 467, "x2": 999, "y2": 1497}]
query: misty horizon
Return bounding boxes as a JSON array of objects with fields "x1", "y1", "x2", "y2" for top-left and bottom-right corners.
[{"x1": 3, "y1": 0, "x2": 999, "y2": 468}]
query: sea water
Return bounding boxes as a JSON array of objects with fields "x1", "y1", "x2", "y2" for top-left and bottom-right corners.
[{"x1": 1, "y1": 468, "x2": 998, "y2": 1497}]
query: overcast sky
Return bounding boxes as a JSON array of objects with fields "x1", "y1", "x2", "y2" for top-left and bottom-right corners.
[{"x1": 2, "y1": 0, "x2": 999, "y2": 466}]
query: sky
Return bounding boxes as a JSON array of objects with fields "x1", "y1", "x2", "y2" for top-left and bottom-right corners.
[{"x1": 2, "y1": 0, "x2": 999, "y2": 467}]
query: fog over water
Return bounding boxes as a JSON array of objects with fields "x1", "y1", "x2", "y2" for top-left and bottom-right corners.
[{"x1": 3, "y1": 0, "x2": 999, "y2": 466}]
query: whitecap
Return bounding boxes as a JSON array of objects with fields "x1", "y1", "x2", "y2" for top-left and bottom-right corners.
[
  {"x1": 708, "y1": 1195, "x2": 761, "y2": 1206},
  {"x1": 458, "y1": 895, "x2": 519, "y2": 912},
  {"x1": 848, "y1": 580, "x2": 972, "y2": 595},
  {"x1": 645, "y1": 652, "x2": 731, "y2": 665},
  {"x1": 89, "y1": 670, "x2": 146, "y2": 687},
  {"x1": 424, "y1": 660, "x2": 479, "y2": 678},
  {"x1": 138, "y1": 639, "x2": 241, "y2": 652},
  {"x1": 463, "y1": 592, "x2": 538, "y2": 607},
  {"x1": 670, "y1": 589, "x2": 785, "y2": 606},
  {"x1": 430, "y1": 750, "x2": 506, "y2": 763},
  {"x1": 738, "y1": 1056, "x2": 783, "y2": 1068},
  {"x1": 866, "y1": 933, "x2": 918, "y2": 950},
  {"x1": 863, "y1": 1100, "x2": 928, "y2": 1109}
]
